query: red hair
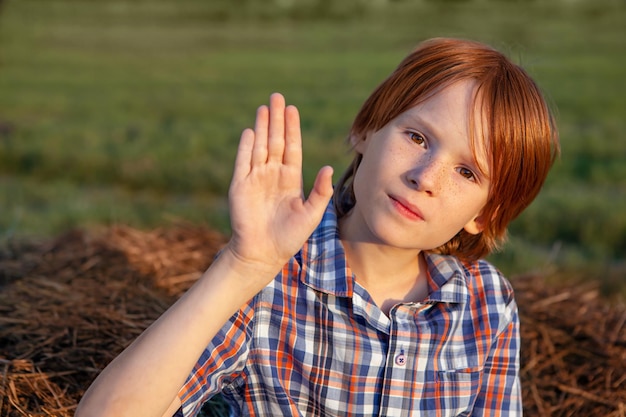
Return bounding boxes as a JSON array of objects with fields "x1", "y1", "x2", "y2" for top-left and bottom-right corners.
[{"x1": 334, "y1": 37, "x2": 560, "y2": 261}]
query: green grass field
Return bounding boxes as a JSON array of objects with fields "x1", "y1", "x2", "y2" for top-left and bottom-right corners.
[{"x1": 1, "y1": 0, "x2": 625, "y2": 291}]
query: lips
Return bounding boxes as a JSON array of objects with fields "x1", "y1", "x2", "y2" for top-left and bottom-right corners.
[{"x1": 389, "y1": 195, "x2": 424, "y2": 221}]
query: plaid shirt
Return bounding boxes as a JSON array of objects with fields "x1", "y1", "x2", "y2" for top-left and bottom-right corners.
[{"x1": 178, "y1": 203, "x2": 521, "y2": 416}]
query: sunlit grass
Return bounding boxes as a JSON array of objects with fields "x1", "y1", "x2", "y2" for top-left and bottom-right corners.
[{"x1": 0, "y1": 0, "x2": 624, "y2": 283}]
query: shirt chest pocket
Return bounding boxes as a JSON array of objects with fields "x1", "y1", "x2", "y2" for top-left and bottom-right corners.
[
  {"x1": 420, "y1": 367, "x2": 483, "y2": 417},
  {"x1": 414, "y1": 340, "x2": 486, "y2": 416}
]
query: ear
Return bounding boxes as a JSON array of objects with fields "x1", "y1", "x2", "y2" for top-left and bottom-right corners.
[
  {"x1": 463, "y1": 212, "x2": 486, "y2": 235},
  {"x1": 349, "y1": 133, "x2": 368, "y2": 154}
]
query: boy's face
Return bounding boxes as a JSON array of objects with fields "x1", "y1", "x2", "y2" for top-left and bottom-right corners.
[{"x1": 341, "y1": 79, "x2": 490, "y2": 252}]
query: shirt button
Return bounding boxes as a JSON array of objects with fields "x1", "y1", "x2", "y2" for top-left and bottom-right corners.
[{"x1": 394, "y1": 352, "x2": 406, "y2": 367}]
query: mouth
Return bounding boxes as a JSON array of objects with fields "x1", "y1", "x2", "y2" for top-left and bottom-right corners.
[{"x1": 389, "y1": 195, "x2": 424, "y2": 221}]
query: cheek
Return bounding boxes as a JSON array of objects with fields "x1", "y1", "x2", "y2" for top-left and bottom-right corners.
[
  {"x1": 355, "y1": 149, "x2": 386, "y2": 183},
  {"x1": 351, "y1": 160, "x2": 373, "y2": 202},
  {"x1": 445, "y1": 183, "x2": 488, "y2": 218}
]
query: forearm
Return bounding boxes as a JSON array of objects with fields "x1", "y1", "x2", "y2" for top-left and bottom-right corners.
[
  {"x1": 75, "y1": 247, "x2": 282, "y2": 417},
  {"x1": 76, "y1": 92, "x2": 333, "y2": 417}
]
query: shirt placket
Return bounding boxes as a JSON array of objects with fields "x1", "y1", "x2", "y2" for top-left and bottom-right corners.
[{"x1": 379, "y1": 303, "x2": 432, "y2": 417}]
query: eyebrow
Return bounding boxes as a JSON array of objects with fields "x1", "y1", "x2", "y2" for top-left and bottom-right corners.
[{"x1": 398, "y1": 112, "x2": 438, "y2": 139}]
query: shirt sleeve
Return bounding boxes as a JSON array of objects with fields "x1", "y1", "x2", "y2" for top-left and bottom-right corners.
[
  {"x1": 472, "y1": 298, "x2": 522, "y2": 416},
  {"x1": 177, "y1": 303, "x2": 254, "y2": 416}
]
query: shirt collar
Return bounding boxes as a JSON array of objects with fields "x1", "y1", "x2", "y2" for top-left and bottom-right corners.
[
  {"x1": 424, "y1": 252, "x2": 470, "y2": 304},
  {"x1": 296, "y1": 201, "x2": 354, "y2": 297},
  {"x1": 297, "y1": 201, "x2": 470, "y2": 304}
]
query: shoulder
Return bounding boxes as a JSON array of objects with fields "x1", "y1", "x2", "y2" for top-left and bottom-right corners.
[
  {"x1": 461, "y1": 258, "x2": 515, "y2": 304},
  {"x1": 426, "y1": 252, "x2": 514, "y2": 301},
  {"x1": 426, "y1": 253, "x2": 518, "y2": 329},
  {"x1": 460, "y1": 258, "x2": 519, "y2": 335}
]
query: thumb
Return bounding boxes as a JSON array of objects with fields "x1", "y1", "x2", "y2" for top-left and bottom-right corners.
[{"x1": 303, "y1": 165, "x2": 334, "y2": 219}]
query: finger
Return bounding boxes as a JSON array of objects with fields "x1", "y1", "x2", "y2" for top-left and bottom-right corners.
[
  {"x1": 304, "y1": 165, "x2": 334, "y2": 217},
  {"x1": 283, "y1": 104, "x2": 302, "y2": 168},
  {"x1": 251, "y1": 104, "x2": 269, "y2": 165},
  {"x1": 267, "y1": 93, "x2": 286, "y2": 163},
  {"x1": 232, "y1": 128, "x2": 255, "y2": 181}
]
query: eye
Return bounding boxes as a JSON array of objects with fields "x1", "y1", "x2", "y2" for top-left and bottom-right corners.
[
  {"x1": 408, "y1": 131, "x2": 426, "y2": 147},
  {"x1": 458, "y1": 167, "x2": 476, "y2": 181}
]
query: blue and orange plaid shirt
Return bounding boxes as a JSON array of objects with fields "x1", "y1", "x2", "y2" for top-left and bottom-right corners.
[{"x1": 178, "y1": 203, "x2": 522, "y2": 416}]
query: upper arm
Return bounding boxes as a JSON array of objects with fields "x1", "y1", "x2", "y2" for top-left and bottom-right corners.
[{"x1": 473, "y1": 306, "x2": 522, "y2": 415}]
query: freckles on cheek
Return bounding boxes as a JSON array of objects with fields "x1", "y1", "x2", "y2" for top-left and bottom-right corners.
[{"x1": 440, "y1": 174, "x2": 457, "y2": 193}]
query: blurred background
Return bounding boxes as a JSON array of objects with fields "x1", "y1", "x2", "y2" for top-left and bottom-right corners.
[{"x1": 0, "y1": 0, "x2": 624, "y2": 295}]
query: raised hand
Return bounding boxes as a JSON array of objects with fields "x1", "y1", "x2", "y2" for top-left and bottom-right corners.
[
  {"x1": 74, "y1": 94, "x2": 332, "y2": 417},
  {"x1": 226, "y1": 93, "x2": 334, "y2": 276}
]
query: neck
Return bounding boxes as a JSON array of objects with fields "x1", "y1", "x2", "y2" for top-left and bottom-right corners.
[{"x1": 340, "y1": 238, "x2": 430, "y2": 314}]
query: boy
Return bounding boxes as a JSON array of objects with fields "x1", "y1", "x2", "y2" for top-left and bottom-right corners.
[{"x1": 77, "y1": 37, "x2": 559, "y2": 416}]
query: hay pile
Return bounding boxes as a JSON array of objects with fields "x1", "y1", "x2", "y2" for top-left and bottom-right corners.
[
  {"x1": 1, "y1": 226, "x2": 624, "y2": 416},
  {"x1": 0, "y1": 226, "x2": 227, "y2": 417}
]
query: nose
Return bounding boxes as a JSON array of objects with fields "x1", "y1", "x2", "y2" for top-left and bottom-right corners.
[{"x1": 406, "y1": 154, "x2": 444, "y2": 196}]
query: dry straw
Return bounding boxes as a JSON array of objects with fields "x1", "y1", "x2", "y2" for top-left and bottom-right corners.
[{"x1": 1, "y1": 225, "x2": 624, "y2": 416}]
